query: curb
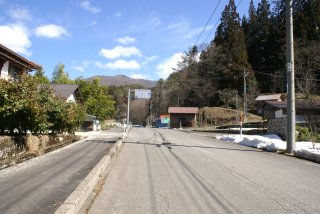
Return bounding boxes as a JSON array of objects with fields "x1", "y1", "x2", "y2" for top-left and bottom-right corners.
[{"x1": 55, "y1": 130, "x2": 128, "y2": 214}]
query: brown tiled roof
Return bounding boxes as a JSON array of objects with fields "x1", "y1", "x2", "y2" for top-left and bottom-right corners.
[
  {"x1": 168, "y1": 107, "x2": 199, "y2": 114},
  {"x1": 0, "y1": 43, "x2": 42, "y2": 71},
  {"x1": 255, "y1": 94, "x2": 282, "y2": 101},
  {"x1": 50, "y1": 84, "x2": 83, "y2": 103}
]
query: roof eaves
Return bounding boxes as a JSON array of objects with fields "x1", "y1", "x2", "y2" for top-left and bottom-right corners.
[{"x1": 0, "y1": 43, "x2": 42, "y2": 71}]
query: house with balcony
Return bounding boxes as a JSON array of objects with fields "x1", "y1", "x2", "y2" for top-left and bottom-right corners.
[{"x1": 0, "y1": 43, "x2": 41, "y2": 80}]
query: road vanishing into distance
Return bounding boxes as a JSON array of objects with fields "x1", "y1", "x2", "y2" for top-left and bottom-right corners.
[
  {"x1": 89, "y1": 127, "x2": 320, "y2": 214},
  {"x1": 0, "y1": 128, "x2": 124, "y2": 214}
]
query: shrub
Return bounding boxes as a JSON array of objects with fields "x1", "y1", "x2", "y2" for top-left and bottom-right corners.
[{"x1": 0, "y1": 75, "x2": 85, "y2": 135}]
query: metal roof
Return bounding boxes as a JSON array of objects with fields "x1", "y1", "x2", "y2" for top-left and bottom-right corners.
[
  {"x1": 255, "y1": 94, "x2": 282, "y2": 101},
  {"x1": 168, "y1": 107, "x2": 199, "y2": 114}
]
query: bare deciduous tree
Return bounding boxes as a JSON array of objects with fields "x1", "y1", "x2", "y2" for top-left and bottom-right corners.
[{"x1": 295, "y1": 41, "x2": 320, "y2": 99}]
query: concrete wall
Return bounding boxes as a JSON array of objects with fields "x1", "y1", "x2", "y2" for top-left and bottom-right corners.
[
  {"x1": 0, "y1": 61, "x2": 20, "y2": 80},
  {"x1": 0, "y1": 61, "x2": 10, "y2": 80},
  {"x1": 268, "y1": 118, "x2": 287, "y2": 139},
  {"x1": 275, "y1": 109, "x2": 285, "y2": 118}
]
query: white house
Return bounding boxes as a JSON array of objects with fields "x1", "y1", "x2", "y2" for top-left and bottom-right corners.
[
  {"x1": 49, "y1": 84, "x2": 84, "y2": 103},
  {"x1": 0, "y1": 43, "x2": 41, "y2": 80}
]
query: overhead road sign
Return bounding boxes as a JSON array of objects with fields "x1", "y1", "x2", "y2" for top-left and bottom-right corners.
[{"x1": 135, "y1": 89, "x2": 151, "y2": 99}]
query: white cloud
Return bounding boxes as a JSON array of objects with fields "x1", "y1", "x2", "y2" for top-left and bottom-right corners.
[
  {"x1": 35, "y1": 24, "x2": 71, "y2": 39},
  {"x1": 184, "y1": 25, "x2": 213, "y2": 40},
  {"x1": 80, "y1": 1, "x2": 101, "y2": 13},
  {"x1": 91, "y1": 21, "x2": 97, "y2": 25},
  {"x1": 168, "y1": 21, "x2": 189, "y2": 32},
  {"x1": 95, "y1": 60, "x2": 141, "y2": 70},
  {"x1": 156, "y1": 53, "x2": 183, "y2": 79},
  {"x1": 99, "y1": 46, "x2": 142, "y2": 59},
  {"x1": 146, "y1": 17, "x2": 161, "y2": 27},
  {"x1": 116, "y1": 36, "x2": 136, "y2": 45},
  {"x1": 145, "y1": 55, "x2": 158, "y2": 62},
  {"x1": 130, "y1": 73, "x2": 150, "y2": 79},
  {"x1": 115, "y1": 12, "x2": 122, "y2": 17},
  {"x1": 168, "y1": 20, "x2": 213, "y2": 41},
  {"x1": 72, "y1": 66, "x2": 85, "y2": 72},
  {"x1": 72, "y1": 60, "x2": 91, "y2": 72},
  {"x1": 8, "y1": 6, "x2": 32, "y2": 21},
  {"x1": 0, "y1": 23, "x2": 32, "y2": 56}
]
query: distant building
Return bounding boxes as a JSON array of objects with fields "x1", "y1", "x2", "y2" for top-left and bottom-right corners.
[
  {"x1": 81, "y1": 114, "x2": 101, "y2": 132},
  {"x1": 0, "y1": 43, "x2": 41, "y2": 80},
  {"x1": 168, "y1": 107, "x2": 199, "y2": 128},
  {"x1": 255, "y1": 94, "x2": 283, "y2": 102},
  {"x1": 50, "y1": 84, "x2": 84, "y2": 103},
  {"x1": 264, "y1": 100, "x2": 320, "y2": 139},
  {"x1": 49, "y1": 84, "x2": 102, "y2": 132},
  {"x1": 157, "y1": 114, "x2": 170, "y2": 128},
  {"x1": 255, "y1": 94, "x2": 283, "y2": 115},
  {"x1": 262, "y1": 100, "x2": 320, "y2": 123}
]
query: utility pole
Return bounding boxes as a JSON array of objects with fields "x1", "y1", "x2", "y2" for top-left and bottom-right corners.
[
  {"x1": 236, "y1": 94, "x2": 238, "y2": 116},
  {"x1": 158, "y1": 81, "x2": 162, "y2": 119},
  {"x1": 243, "y1": 70, "x2": 247, "y2": 119},
  {"x1": 126, "y1": 89, "x2": 131, "y2": 130},
  {"x1": 286, "y1": 0, "x2": 296, "y2": 154}
]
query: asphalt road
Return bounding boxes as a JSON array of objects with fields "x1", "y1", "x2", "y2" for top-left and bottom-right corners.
[
  {"x1": 89, "y1": 127, "x2": 320, "y2": 214},
  {"x1": 0, "y1": 128, "x2": 123, "y2": 214}
]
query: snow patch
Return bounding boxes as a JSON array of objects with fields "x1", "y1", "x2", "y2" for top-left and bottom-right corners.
[{"x1": 216, "y1": 134, "x2": 320, "y2": 163}]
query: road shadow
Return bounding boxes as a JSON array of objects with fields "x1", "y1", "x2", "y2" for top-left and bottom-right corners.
[
  {"x1": 123, "y1": 141, "x2": 264, "y2": 153},
  {"x1": 87, "y1": 140, "x2": 117, "y2": 144}
]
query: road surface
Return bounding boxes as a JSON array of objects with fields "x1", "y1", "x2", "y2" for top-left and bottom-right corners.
[
  {"x1": 0, "y1": 128, "x2": 123, "y2": 214},
  {"x1": 89, "y1": 127, "x2": 320, "y2": 214}
]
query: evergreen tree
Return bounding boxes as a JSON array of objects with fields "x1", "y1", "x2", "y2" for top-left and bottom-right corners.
[
  {"x1": 214, "y1": 0, "x2": 254, "y2": 92},
  {"x1": 294, "y1": 0, "x2": 320, "y2": 43},
  {"x1": 51, "y1": 63, "x2": 73, "y2": 84},
  {"x1": 34, "y1": 68, "x2": 50, "y2": 84},
  {"x1": 255, "y1": 0, "x2": 272, "y2": 92},
  {"x1": 266, "y1": 0, "x2": 287, "y2": 92},
  {"x1": 244, "y1": 0, "x2": 258, "y2": 78}
]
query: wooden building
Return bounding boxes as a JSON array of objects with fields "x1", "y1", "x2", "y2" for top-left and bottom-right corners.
[
  {"x1": 168, "y1": 107, "x2": 199, "y2": 128},
  {"x1": 0, "y1": 43, "x2": 41, "y2": 80},
  {"x1": 50, "y1": 84, "x2": 84, "y2": 103}
]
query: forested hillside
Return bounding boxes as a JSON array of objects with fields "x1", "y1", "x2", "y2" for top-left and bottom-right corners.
[{"x1": 151, "y1": 0, "x2": 320, "y2": 115}]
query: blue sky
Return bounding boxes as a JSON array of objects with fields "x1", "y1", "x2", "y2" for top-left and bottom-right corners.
[{"x1": 0, "y1": 0, "x2": 259, "y2": 81}]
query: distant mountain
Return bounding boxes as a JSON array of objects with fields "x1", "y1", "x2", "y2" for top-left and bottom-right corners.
[{"x1": 86, "y1": 75, "x2": 157, "y2": 88}]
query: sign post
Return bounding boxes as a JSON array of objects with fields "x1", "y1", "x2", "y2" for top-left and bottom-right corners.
[
  {"x1": 126, "y1": 89, "x2": 131, "y2": 131},
  {"x1": 126, "y1": 89, "x2": 152, "y2": 130},
  {"x1": 240, "y1": 113, "x2": 244, "y2": 140}
]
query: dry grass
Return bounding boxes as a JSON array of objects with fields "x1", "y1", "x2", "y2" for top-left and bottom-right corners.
[
  {"x1": 0, "y1": 134, "x2": 81, "y2": 169},
  {"x1": 199, "y1": 107, "x2": 262, "y2": 127}
]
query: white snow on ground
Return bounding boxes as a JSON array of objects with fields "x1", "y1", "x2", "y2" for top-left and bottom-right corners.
[
  {"x1": 216, "y1": 134, "x2": 320, "y2": 163},
  {"x1": 75, "y1": 131, "x2": 109, "y2": 137}
]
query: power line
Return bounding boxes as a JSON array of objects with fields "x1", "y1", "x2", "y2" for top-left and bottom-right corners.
[
  {"x1": 254, "y1": 70, "x2": 320, "y2": 82},
  {"x1": 202, "y1": 0, "x2": 244, "y2": 45},
  {"x1": 194, "y1": 0, "x2": 223, "y2": 46}
]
